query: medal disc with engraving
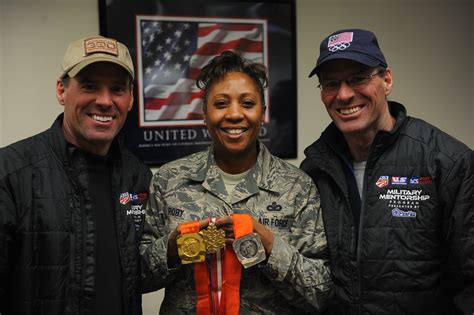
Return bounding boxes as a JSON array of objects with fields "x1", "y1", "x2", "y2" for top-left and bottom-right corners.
[
  {"x1": 200, "y1": 222, "x2": 226, "y2": 254},
  {"x1": 232, "y1": 233, "x2": 266, "y2": 268},
  {"x1": 177, "y1": 233, "x2": 206, "y2": 264}
]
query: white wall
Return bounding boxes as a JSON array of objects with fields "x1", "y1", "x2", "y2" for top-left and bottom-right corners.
[
  {"x1": 1, "y1": 0, "x2": 472, "y2": 313},
  {"x1": 0, "y1": 0, "x2": 99, "y2": 145}
]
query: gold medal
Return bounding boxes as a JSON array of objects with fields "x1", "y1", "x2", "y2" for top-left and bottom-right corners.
[
  {"x1": 200, "y1": 222, "x2": 226, "y2": 254},
  {"x1": 177, "y1": 233, "x2": 206, "y2": 264}
]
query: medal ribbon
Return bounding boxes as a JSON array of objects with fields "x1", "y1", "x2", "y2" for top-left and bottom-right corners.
[
  {"x1": 180, "y1": 221, "x2": 212, "y2": 315},
  {"x1": 218, "y1": 214, "x2": 253, "y2": 315},
  {"x1": 188, "y1": 214, "x2": 253, "y2": 315},
  {"x1": 232, "y1": 213, "x2": 254, "y2": 239},
  {"x1": 209, "y1": 218, "x2": 222, "y2": 313}
]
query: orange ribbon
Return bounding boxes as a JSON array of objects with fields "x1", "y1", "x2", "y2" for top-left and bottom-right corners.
[
  {"x1": 189, "y1": 215, "x2": 254, "y2": 315},
  {"x1": 180, "y1": 221, "x2": 212, "y2": 314},
  {"x1": 218, "y1": 214, "x2": 254, "y2": 314},
  {"x1": 180, "y1": 221, "x2": 201, "y2": 234},
  {"x1": 232, "y1": 214, "x2": 254, "y2": 239}
]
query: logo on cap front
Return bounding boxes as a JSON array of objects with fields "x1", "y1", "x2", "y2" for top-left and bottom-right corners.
[
  {"x1": 328, "y1": 32, "x2": 353, "y2": 52},
  {"x1": 84, "y1": 37, "x2": 118, "y2": 56}
]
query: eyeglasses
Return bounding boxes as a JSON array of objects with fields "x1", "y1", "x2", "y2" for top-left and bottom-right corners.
[{"x1": 318, "y1": 69, "x2": 386, "y2": 93}]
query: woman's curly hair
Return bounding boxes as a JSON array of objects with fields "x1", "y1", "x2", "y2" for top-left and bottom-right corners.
[{"x1": 196, "y1": 50, "x2": 268, "y2": 112}]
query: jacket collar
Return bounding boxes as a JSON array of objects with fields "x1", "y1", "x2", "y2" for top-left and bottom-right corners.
[
  {"x1": 46, "y1": 113, "x2": 72, "y2": 165},
  {"x1": 306, "y1": 101, "x2": 407, "y2": 162},
  {"x1": 45, "y1": 113, "x2": 123, "y2": 168},
  {"x1": 370, "y1": 101, "x2": 406, "y2": 155}
]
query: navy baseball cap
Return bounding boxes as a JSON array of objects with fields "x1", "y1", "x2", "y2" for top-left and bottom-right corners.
[{"x1": 309, "y1": 29, "x2": 387, "y2": 77}]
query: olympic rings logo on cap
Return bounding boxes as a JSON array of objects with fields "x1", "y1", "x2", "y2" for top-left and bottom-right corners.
[{"x1": 328, "y1": 42, "x2": 351, "y2": 52}]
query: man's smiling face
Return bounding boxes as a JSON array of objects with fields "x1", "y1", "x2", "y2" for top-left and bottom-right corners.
[
  {"x1": 56, "y1": 62, "x2": 133, "y2": 155},
  {"x1": 319, "y1": 59, "x2": 393, "y2": 137}
]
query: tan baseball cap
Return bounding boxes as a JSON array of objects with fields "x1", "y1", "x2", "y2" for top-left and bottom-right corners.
[{"x1": 61, "y1": 36, "x2": 134, "y2": 79}]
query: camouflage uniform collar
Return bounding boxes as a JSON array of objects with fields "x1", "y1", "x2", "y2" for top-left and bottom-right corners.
[
  {"x1": 188, "y1": 149, "x2": 218, "y2": 182},
  {"x1": 189, "y1": 140, "x2": 281, "y2": 195},
  {"x1": 253, "y1": 140, "x2": 283, "y2": 194}
]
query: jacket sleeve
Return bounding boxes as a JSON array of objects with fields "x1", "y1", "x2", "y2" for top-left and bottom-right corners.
[
  {"x1": 444, "y1": 149, "x2": 474, "y2": 314},
  {"x1": 0, "y1": 170, "x2": 16, "y2": 311},
  {"x1": 140, "y1": 172, "x2": 179, "y2": 293},
  {"x1": 259, "y1": 179, "x2": 333, "y2": 312}
]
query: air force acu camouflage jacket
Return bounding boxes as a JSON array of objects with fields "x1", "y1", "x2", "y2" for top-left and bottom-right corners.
[{"x1": 141, "y1": 141, "x2": 332, "y2": 314}]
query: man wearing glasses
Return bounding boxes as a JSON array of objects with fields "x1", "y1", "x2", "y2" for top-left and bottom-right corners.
[{"x1": 300, "y1": 29, "x2": 473, "y2": 314}]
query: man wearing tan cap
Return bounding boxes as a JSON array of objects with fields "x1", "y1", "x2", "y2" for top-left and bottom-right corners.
[{"x1": 0, "y1": 36, "x2": 151, "y2": 314}]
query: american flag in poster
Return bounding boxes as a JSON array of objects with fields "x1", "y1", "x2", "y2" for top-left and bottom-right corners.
[{"x1": 136, "y1": 16, "x2": 268, "y2": 127}]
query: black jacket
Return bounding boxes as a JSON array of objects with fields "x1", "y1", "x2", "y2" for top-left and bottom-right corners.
[
  {"x1": 0, "y1": 114, "x2": 152, "y2": 314},
  {"x1": 301, "y1": 102, "x2": 474, "y2": 314}
]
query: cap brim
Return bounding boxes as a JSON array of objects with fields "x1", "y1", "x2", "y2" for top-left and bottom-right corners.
[
  {"x1": 308, "y1": 52, "x2": 383, "y2": 78},
  {"x1": 308, "y1": 66, "x2": 319, "y2": 78},
  {"x1": 66, "y1": 56, "x2": 134, "y2": 79}
]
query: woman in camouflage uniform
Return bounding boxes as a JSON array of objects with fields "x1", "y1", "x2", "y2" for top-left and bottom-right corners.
[{"x1": 140, "y1": 51, "x2": 332, "y2": 314}]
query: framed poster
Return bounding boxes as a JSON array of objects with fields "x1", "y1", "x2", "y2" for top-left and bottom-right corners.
[{"x1": 99, "y1": 0, "x2": 296, "y2": 165}]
